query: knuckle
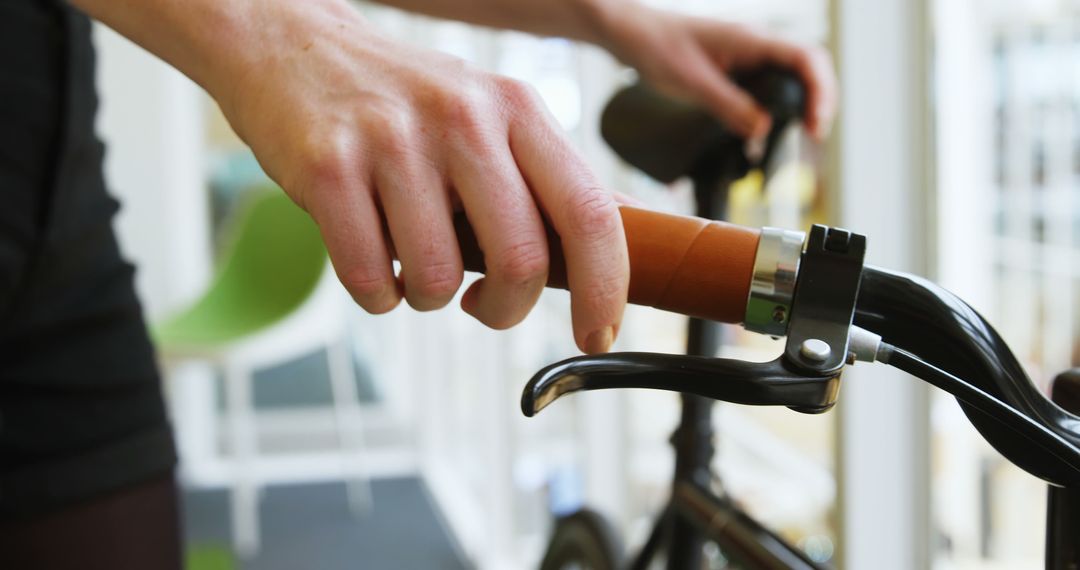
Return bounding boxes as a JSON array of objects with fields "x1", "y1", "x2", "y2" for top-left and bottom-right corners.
[
  {"x1": 676, "y1": 74, "x2": 709, "y2": 97},
  {"x1": 340, "y1": 268, "x2": 396, "y2": 313},
  {"x1": 563, "y1": 187, "x2": 621, "y2": 241},
  {"x1": 435, "y1": 92, "x2": 499, "y2": 150},
  {"x1": 367, "y1": 101, "x2": 414, "y2": 133},
  {"x1": 576, "y1": 273, "x2": 627, "y2": 316},
  {"x1": 406, "y1": 261, "x2": 462, "y2": 307},
  {"x1": 436, "y1": 89, "x2": 488, "y2": 134},
  {"x1": 298, "y1": 134, "x2": 356, "y2": 196},
  {"x1": 494, "y1": 77, "x2": 540, "y2": 109},
  {"x1": 495, "y1": 78, "x2": 548, "y2": 127},
  {"x1": 483, "y1": 311, "x2": 527, "y2": 331},
  {"x1": 491, "y1": 240, "x2": 548, "y2": 285},
  {"x1": 377, "y1": 133, "x2": 411, "y2": 164},
  {"x1": 370, "y1": 110, "x2": 416, "y2": 159}
]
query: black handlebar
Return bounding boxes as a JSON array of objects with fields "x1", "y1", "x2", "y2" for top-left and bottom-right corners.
[
  {"x1": 522, "y1": 67, "x2": 1080, "y2": 491},
  {"x1": 524, "y1": 260, "x2": 1080, "y2": 487},
  {"x1": 856, "y1": 267, "x2": 1080, "y2": 487}
]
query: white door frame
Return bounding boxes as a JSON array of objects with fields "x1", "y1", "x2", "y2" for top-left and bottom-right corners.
[{"x1": 830, "y1": 0, "x2": 934, "y2": 568}]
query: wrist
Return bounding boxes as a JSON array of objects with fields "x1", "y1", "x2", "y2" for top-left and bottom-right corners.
[
  {"x1": 576, "y1": 0, "x2": 653, "y2": 61},
  {"x1": 570, "y1": 0, "x2": 625, "y2": 47},
  {"x1": 196, "y1": 0, "x2": 372, "y2": 102},
  {"x1": 73, "y1": 0, "x2": 371, "y2": 109},
  {"x1": 71, "y1": 0, "x2": 255, "y2": 92}
]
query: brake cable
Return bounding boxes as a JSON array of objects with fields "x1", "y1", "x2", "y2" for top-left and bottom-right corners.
[{"x1": 879, "y1": 342, "x2": 1080, "y2": 480}]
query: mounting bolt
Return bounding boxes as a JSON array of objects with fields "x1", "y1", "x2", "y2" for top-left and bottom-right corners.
[
  {"x1": 800, "y1": 338, "x2": 832, "y2": 362},
  {"x1": 771, "y1": 306, "x2": 787, "y2": 324}
]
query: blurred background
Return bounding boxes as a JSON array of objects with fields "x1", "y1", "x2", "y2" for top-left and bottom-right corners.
[{"x1": 90, "y1": 0, "x2": 1079, "y2": 568}]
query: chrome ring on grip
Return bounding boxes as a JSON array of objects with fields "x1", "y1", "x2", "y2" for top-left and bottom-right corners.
[{"x1": 744, "y1": 227, "x2": 805, "y2": 336}]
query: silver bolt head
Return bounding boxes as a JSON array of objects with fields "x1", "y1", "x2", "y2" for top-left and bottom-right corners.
[{"x1": 800, "y1": 338, "x2": 832, "y2": 362}]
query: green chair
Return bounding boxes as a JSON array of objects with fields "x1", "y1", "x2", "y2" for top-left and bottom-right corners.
[
  {"x1": 156, "y1": 190, "x2": 371, "y2": 558},
  {"x1": 156, "y1": 190, "x2": 326, "y2": 347}
]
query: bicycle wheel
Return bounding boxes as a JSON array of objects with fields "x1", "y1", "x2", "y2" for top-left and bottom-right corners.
[{"x1": 539, "y1": 509, "x2": 622, "y2": 570}]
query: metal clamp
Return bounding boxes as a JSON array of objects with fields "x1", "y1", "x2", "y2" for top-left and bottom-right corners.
[
  {"x1": 782, "y1": 225, "x2": 866, "y2": 373},
  {"x1": 744, "y1": 227, "x2": 805, "y2": 336}
]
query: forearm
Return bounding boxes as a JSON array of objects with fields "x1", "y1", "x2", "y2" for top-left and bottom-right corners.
[
  {"x1": 70, "y1": 0, "x2": 635, "y2": 99},
  {"x1": 68, "y1": 0, "x2": 364, "y2": 100},
  {"x1": 72, "y1": 0, "x2": 632, "y2": 354},
  {"x1": 366, "y1": 0, "x2": 628, "y2": 47}
]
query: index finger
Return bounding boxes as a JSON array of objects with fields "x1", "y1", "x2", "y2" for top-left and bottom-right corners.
[{"x1": 508, "y1": 111, "x2": 628, "y2": 354}]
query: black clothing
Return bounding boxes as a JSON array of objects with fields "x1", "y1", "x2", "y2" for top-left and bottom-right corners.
[
  {"x1": 0, "y1": 472, "x2": 183, "y2": 570},
  {"x1": 0, "y1": 0, "x2": 176, "y2": 518}
]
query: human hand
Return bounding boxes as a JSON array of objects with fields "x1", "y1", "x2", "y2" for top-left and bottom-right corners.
[
  {"x1": 596, "y1": 4, "x2": 838, "y2": 142},
  {"x1": 204, "y1": 0, "x2": 627, "y2": 354}
]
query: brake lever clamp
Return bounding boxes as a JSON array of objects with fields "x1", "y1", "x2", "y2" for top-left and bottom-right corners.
[
  {"x1": 782, "y1": 224, "x2": 867, "y2": 375},
  {"x1": 520, "y1": 224, "x2": 868, "y2": 417}
]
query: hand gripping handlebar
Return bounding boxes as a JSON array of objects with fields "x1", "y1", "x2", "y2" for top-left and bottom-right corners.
[
  {"x1": 451, "y1": 209, "x2": 864, "y2": 417},
  {"x1": 454, "y1": 205, "x2": 770, "y2": 327}
]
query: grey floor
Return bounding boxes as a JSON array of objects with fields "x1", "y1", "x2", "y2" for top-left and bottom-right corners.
[{"x1": 183, "y1": 478, "x2": 470, "y2": 570}]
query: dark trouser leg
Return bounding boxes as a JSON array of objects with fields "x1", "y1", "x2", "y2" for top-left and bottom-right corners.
[{"x1": 0, "y1": 473, "x2": 183, "y2": 570}]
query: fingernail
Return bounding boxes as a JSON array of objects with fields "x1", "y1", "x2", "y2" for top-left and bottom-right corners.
[
  {"x1": 613, "y1": 192, "x2": 647, "y2": 207},
  {"x1": 753, "y1": 112, "x2": 772, "y2": 137},
  {"x1": 585, "y1": 326, "x2": 615, "y2": 354}
]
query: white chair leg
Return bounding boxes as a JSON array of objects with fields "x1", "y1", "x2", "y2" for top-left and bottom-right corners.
[
  {"x1": 225, "y1": 360, "x2": 261, "y2": 558},
  {"x1": 326, "y1": 337, "x2": 372, "y2": 514}
]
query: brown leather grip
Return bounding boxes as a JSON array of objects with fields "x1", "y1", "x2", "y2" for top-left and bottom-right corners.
[{"x1": 454, "y1": 205, "x2": 761, "y2": 324}]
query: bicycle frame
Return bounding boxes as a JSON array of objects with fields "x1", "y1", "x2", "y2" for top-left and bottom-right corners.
[
  {"x1": 534, "y1": 69, "x2": 1080, "y2": 569},
  {"x1": 530, "y1": 179, "x2": 1080, "y2": 570},
  {"x1": 624, "y1": 171, "x2": 827, "y2": 570},
  {"x1": 628, "y1": 214, "x2": 1080, "y2": 570},
  {"x1": 1047, "y1": 485, "x2": 1080, "y2": 568},
  {"x1": 1043, "y1": 374, "x2": 1080, "y2": 569}
]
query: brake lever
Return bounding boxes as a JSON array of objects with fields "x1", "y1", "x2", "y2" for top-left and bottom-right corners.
[
  {"x1": 521, "y1": 352, "x2": 841, "y2": 417},
  {"x1": 522, "y1": 224, "x2": 867, "y2": 418}
]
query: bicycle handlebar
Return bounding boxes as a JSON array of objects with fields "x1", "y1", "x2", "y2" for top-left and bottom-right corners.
[
  {"x1": 453, "y1": 205, "x2": 762, "y2": 326},
  {"x1": 452, "y1": 201, "x2": 1080, "y2": 486}
]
